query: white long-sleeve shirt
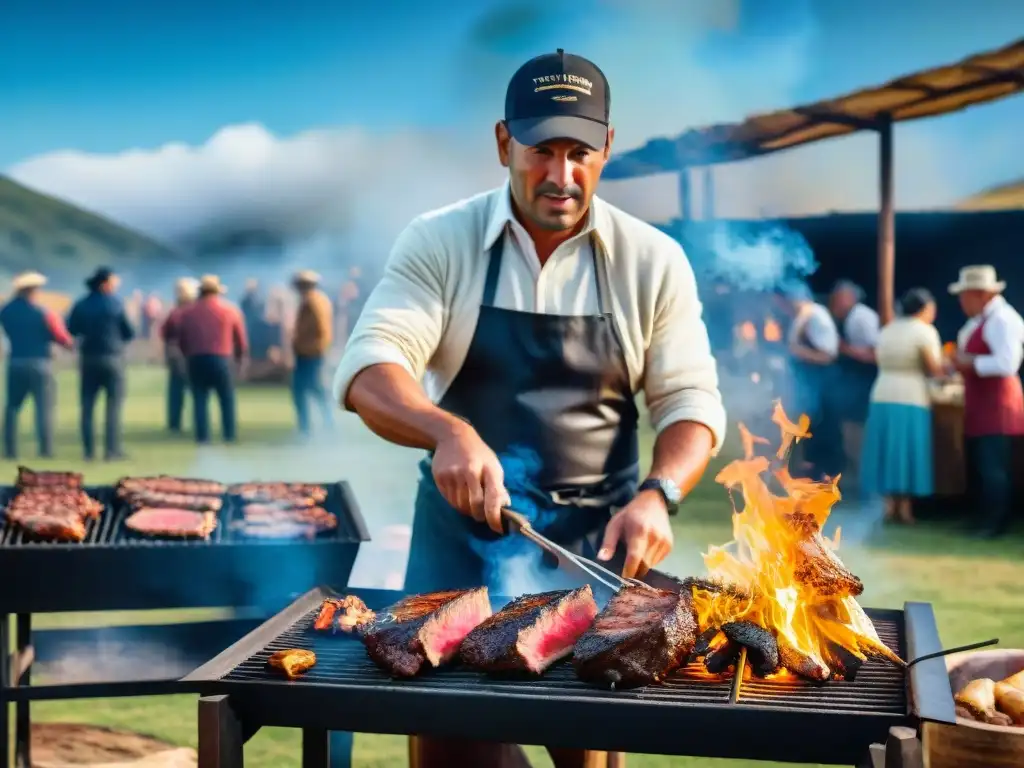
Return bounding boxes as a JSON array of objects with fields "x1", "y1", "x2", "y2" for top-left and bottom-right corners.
[
  {"x1": 788, "y1": 302, "x2": 840, "y2": 360},
  {"x1": 957, "y1": 294, "x2": 1024, "y2": 377},
  {"x1": 333, "y1": 183, "x2": 727, "y2": 450}
]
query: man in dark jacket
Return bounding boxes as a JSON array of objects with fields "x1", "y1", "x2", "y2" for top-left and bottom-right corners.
[
  {"x1": 67, "y1": 267, "x2": 135, "y2": 460},
  {"x1": 0, "y1": 271, "x2": 73, "y2": 458}
]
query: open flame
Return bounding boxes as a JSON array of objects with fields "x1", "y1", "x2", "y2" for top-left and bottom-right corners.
[{"x1": 690, "y1": 402, "x2": 904, "y2": 681}]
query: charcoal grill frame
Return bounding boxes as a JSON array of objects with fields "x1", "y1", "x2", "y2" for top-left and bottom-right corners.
[
  {"x1": 184, "y1": 586, "x2": 956, "y2": 767},
  {"x1": 0, "y1": 481, "x2": 370, "y2": 613}
]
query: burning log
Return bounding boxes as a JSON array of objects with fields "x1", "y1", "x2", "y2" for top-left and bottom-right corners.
[
  {"x1": 722, "y1": 622, "x2": 780, "y2": 678},
  {"x1": 704, "y1": 634, "x2": 742, "y2": 675}
]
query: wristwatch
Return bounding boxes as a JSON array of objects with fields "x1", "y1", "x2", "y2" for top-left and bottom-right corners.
[{"x1": 638, "y1": 477, "x2": 682, "y2": 516}]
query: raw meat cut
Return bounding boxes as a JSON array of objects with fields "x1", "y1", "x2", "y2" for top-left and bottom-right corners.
[
  {"x1": 124, "y1": 508, "x2": 217, "y2": 539},
  {"x1": 573, "y1": 585, "x2": 698, "y2": 689},
  {"x1": 461, "y1": 587, "x2": 598, "y2": 674},
  {"x1": 360, "y1": 588, "x2": 492, "y2": 677}
]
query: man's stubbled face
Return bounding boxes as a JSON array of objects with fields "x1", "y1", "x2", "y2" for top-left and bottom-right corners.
[{"x1": 496, "y1": 123, "x2": 613, "y2": 232}]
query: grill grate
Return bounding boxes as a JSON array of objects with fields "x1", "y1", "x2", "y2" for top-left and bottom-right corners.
[
  {"x1": 0, "y1": 483, "x2": 360, "y2": 548},
  {"x1": 221, "y1": 606, "x2": 906, "y2": 717}
]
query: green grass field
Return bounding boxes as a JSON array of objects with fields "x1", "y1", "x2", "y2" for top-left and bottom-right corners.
[{"x1": 5, "y1": 366, "x2": 1024, "y2": 767}]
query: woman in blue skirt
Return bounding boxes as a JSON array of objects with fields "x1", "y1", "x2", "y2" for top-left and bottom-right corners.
[{"x1": 861, "y1": 288, "x2": 946, "y2": 523}]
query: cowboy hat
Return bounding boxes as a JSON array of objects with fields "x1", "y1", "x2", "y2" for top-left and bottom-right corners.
[
  {"x1": 292, "y1": 269, "x2": 321, "y2": 286},
  {"x1": 12, "y1": 271, "x2": 46, "y2": 291},
  {"x1": 948, "y1": 265, "x2": 1006, "y2": 295},
  {"x1": 175, "y1": 277, "x2": 199, "y2": 300},
  {"x1": 198, "y1": 274, "x2": 227, "y2": 294}
]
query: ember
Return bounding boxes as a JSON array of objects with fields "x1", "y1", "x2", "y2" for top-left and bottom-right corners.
[{"x1": 689, "y1": 402, "x2": 905, "y2": 682}]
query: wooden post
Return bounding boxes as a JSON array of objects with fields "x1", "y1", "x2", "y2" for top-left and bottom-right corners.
[
  {"x1": 678, "y1": 168, "x2": 693, "y2": 221},
  {"x1": 702, "y1": 166, "x2": 715, "y2": 220},
  {"x1": 877, "y1": 114, "x2": 895, "y2": 325}
]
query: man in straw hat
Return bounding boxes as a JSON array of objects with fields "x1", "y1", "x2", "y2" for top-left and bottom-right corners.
[
  {"x1": 173, "y1": 275, "x2": 248, "y2": 443},
  {"x1": 0, "y1": 271, "x2": 73, "y2": 458},
  {"x1": 160, "y1": 277, "x2": 200, "y2": 433},
  {"x1": 949, "y1": 265, "x2": 1024, "y2": 539},
  {"x1": 67, "y1": 267, "x2": 134, "y2": 461},
  {"x1": 291, "y1": 270, "x2": 334, "y2": 436}
]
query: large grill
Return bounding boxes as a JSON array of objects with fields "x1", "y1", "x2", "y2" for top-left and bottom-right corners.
[
  {"x1": 0, "y1": 482, "x2": 370, "y2": 613},
  {"x1": 185, "y1": 586, "x2": 957, "y2": 766}
]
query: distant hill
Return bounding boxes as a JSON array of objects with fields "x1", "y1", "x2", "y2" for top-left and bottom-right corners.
[
  {"x1": 0, "y1": 175, "x2": 188, "y2": 290},
  {"x1": 957, "y1": 178, "x2": 1024, "y2": 211}
]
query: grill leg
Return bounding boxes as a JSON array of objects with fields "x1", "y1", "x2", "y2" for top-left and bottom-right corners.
[
  {"x1": 198, "y1": 695, "x2": 245, "y2": 768},
  {"x1": 1, "y1": 613, "x2": 9, "y2": 768},
  {"x1": 13, "y1": 614, "x2": 30, "y2": 768},
  {"x1": 301, "y1": 729, "x2": 329, "y2": 768},
  {"x1": 327, "y1": 731, "x2": 352, "y2": 768}
]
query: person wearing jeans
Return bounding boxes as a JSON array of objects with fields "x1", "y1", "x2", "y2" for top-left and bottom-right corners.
[
  {"x1": 160, "y1": 278, "x2": 199, "y2": 432},
  {"x1": 172, "y1": 275, "x2": 248, "y2": 444},
  {"x1": 291, "y1": 270, "x2": 334, "y2": 435}
]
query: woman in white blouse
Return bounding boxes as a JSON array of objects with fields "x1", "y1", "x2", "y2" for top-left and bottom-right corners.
[{"x1": 860, "y1": 288, "x2": 945, "y2": 523}]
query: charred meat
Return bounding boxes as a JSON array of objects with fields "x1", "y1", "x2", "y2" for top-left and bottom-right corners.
[
  {"x1": 721, "y1": 621, "x2": 780, "y2": 677},
  {"x1": 229, "y1": 482, "x2": 327, "y2": 504},
  {"x1": 268, "y1": 649, "x2": 317, "y2": 679},
  {"x1": 5, "y1": 510, "x2": 87, "y2": 542},
  {"x1": 313, "y1": 596, "x2": 376, "y2": 633},
  {"x1": 461, "y1": 587, "x2": 598, "y2": 675},
  {"x1": 12, "y1": 488, "x2": 103, "y2": 518},
  {"x1": 16, "y1": 466, "x2": 83, "y2": 489},
  {"x1": 573, "y1": 585, "x2": 698, "y2": 689},
  {"x1": 116, "y1": 476, "x2": 226, "y2": 497},
  {"x1": 4, "y1": 484, "x2": 103, "y2": 542},
  {"x1": 124, "y1": 509, "x2": 218, "y2": 539},
  {"x1": 361, "y1": 588, "x2": 492, "y2": 677}
]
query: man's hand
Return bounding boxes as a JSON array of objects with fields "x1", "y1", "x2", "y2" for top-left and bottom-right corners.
[
  {"x1": 596, "y1": 490, "x2": 675, "y2": 579},
  {"x1": 954, "y1": 353, "x2": 976, "y2": 375},
  {"x1": 432, "y1": 422, "x2": 510, "y2": 534}
]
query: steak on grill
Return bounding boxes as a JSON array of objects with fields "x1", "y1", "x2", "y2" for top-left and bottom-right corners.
[
  {"x1": 16, "y1": 466, "x2": 84, "y2": 489},
  {"x1": 573, "y1": 585, "x2": 698, "y2": 689},
  {"x1": 360, "y1": 588, "x2": 492, "y2": 677},
  {"x1": 6, "y1": 510, "x2": 87, "y2": 542},
  {"x1": 124, "y1": 490, "x2": 223, "y2": 512},
  {"x1": 230, "y1": 482, "x2": 327, "y2": 504},
  {"x1": 10, "y1": 488, "x2": 103, "y2": 518},
  {"x1": 124, "y1": 508, "x2": 218, "y2": 539},
  {"x1": 461, "y1": 587, "x2": 598, "y2": 674},
  {"x1": 116, "y1": 476, "x2": 226, "y2": 497}
]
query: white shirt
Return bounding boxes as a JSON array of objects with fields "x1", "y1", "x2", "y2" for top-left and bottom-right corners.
[
  {"x1": 956, "y1": 295, "x2": 1024, "y2": 377},
  {"x1": 788, "y1": 302, "x2": 839, "y2": 360},
  {"x1": 871, "y1": 317, "x2": 941, "y2": 408},
  {"x1": 333, "y1": 183, "x2": 727, "y2": 449},
  {"x1": 843, "y1": 303, "x2": 880, "y2": 348}
]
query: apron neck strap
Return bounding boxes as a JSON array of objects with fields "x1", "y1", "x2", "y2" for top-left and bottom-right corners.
[{"x1": 481, "y1": 229, "x2": 610, "y2": 314}]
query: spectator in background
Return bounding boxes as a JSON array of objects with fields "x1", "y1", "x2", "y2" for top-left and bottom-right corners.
[
  {"x1": 160, "y1": 278, "x2": 199, "y2": 433},
  {"x1": 291, "y1": 270, "x2": 334, "y2": 436},
  {"x1": 829, "y1": 280, "x2": 880, "y2": 491},
  {"x1": 0, "y1": 271, "x2": 73, "y2": 458},
  {"x1": 783, "y1": 285, "x2": 841, "y2": 479},
  {"x1": 240, "y1": 278, "x2": 266, "y2": 361},
  {"x1": 860, "y1": 288, "x2": 944, "y2": 524},
  {"x1": 175, "y1": 275, "x2": 248, "y2": 444},
  {"x1": 67, "y1": 267, "x2": 134, "y2": 461}
]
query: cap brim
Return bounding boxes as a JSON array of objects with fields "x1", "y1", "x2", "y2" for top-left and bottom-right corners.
[{"x1": 507, "y1": 116, "x2": 608, "y2": 150}]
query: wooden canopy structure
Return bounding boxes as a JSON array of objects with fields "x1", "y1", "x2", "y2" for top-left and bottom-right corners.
[{"x1": 604, "y1": 37, "x2": 1024, "y2": 322}]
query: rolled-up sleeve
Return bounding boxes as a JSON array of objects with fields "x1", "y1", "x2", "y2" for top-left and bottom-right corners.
[
  {"x1": 333, "y1": 219, "x2": 446, "y2": 409},
  {"x1": 643, "y1": 246, "x2": 727, "y2": 451}
]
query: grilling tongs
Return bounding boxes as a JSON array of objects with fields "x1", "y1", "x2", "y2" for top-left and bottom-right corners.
[{"x1": 501, "y1": 507, "x2": 658, "y2": 594}]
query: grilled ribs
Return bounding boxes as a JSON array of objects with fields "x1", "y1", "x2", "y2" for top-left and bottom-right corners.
[
  {"x1": 16, "y1": 466, "x2": 83, "y2": 489},
  {"x1": 573, "y1": 585, "x2": 698, "y2": 689},
  {"x1": 124, "y1": 508, "x2": 218, "y2": 539},
  {"x1": 4, "y1": 481, "x2": 103, "y2": 542},
  {"x1": 124, "y1": 490, "x2": 223, "y2": 512},
  {"x1": 229, "y1": 482, "x2": 327, "y2": 504},
  {"x1": 461, "y1": 587, "x2": 598, "y2": 674},
  {"x1": 116, "y1": 476, "x2": 226, "y2": 497},
  {"x1": 314, "y1": 596, "x2": 376, "y2": 633},
  {"x1": 361, "y1": 588, "x2": 492, "y2": 677}
]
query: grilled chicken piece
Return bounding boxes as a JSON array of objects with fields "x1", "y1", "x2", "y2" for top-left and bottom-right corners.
[
  {"x1": 461, "y1": 587, "x2": 598, "y2": 674},
  {"x1": 995, "y1": 682, "x2": 1024, "y2": 725},
  {"x1": 956, "y1": 678, "x2": 1012, "y2": 725},
  {"x1": 573, "y1": 585, "x2": 698, "y2": 689},
  {"x1": 268, "y1": 649, "x2": 317, "y2": 679},
  {"x1": 314, "y1": 596, "x2": 375, "y2": 633},
  {"x1": 361, "y1": 588, "x2": 492, "y2": 677},
  {"x1": 125, "y1": 490, "x2": 222, "y2": 512},
  {"x1": 117, "y1": 476, "x2": 226, "y2": 497},
  {"x1": 1001, "y1": 669, "x2": 1024, "y2": 693},
  {"x1": 16, "y1": 466, "x2": 84, "y2": 489},
  {"x1": 125, "y1": 509, "x2": 218, "y2": 539}
]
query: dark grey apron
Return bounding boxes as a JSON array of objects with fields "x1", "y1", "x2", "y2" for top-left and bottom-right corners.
[{"x1": 403, "y1": 229, "x2": 640, "y2": 594}]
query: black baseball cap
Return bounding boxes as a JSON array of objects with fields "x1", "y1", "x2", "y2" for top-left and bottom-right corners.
[{"x1": 504, "y1": 49, "x2": 610, "y2": 150}]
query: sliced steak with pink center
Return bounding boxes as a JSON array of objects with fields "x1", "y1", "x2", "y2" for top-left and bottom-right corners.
[
  {"x1": 460, "y1": 586, "x2": 599, "y2": 674},
  {"x1": 572, "y1": 585, "x2": 698, "y2": 689},
  {"x1": 360, "y1": 588, "x2": 491, "y2": 677}
]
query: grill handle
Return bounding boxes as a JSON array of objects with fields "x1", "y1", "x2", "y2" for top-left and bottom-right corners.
[{"x1": 907, "y1": 638, "x2": 998, "y2": 669}]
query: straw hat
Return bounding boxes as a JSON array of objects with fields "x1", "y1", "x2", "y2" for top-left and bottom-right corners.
[
  {"x1": 949, "y1": 265, "x2": 1006, "y2": 295},
  {"x1": 293, "y1": 269, "x2": 321, "y2": 287},
  {"x1": 198, "y1": 275, "x2": 227, "y2": 294},
  {"x1": 175, "y1": 277, "x2": 199, "y2": 301},
  {"x1": 12, "y1": 271, "x2": 46, "y2": 291}
]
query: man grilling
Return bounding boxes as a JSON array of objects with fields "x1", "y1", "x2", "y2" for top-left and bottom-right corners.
[
  {"x1": 160, "y1": 277, "x2": 199, "y2": 433},
  {"x1": 67, "y1": 267, "x2": 135, "y2": 461},
  {"x1": 0, "y1": 271, "x2": 73, "y2": 459},
  {"x1": 334, "y1": 49, "x2": 724, "y2": 767},
  {"x1": 949, "y1": 265, "x2": 1024, "y2": 538}
]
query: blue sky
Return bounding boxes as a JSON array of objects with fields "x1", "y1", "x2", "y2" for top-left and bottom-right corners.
[{"x1": 0, "y1": 0, "x2": 1021, "y2": 236}]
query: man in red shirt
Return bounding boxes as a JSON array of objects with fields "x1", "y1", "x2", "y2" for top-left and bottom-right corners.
[{"x1": 170, "y1": 275, "x2": 248, "y2": 443}]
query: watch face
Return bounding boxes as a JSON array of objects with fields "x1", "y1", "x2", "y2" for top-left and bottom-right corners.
[{"x1": 660, "y1": 479, "x2": 682, "y2": 504}]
